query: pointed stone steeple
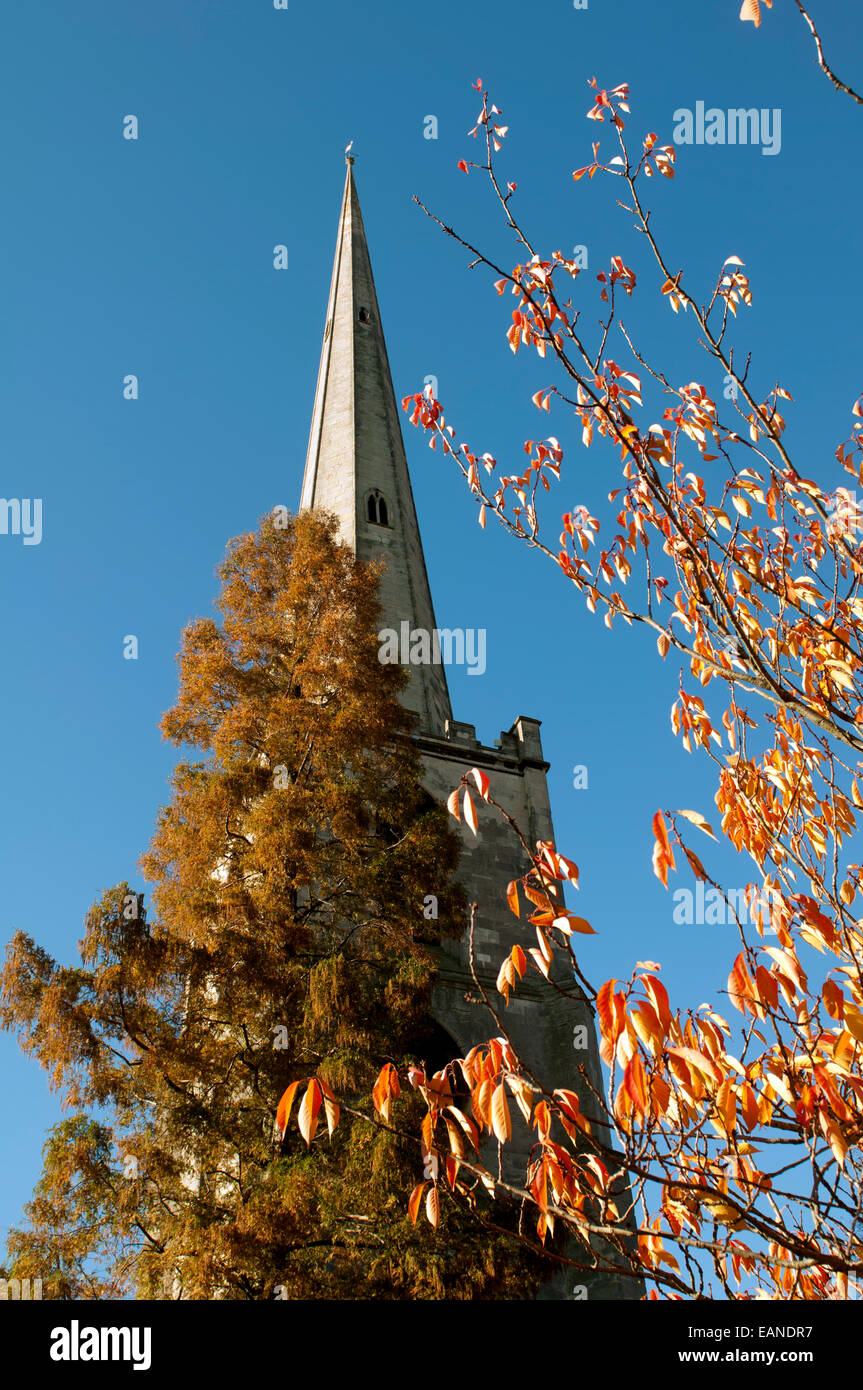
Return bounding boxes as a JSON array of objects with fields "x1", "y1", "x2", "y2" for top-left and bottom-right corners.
[
  {"x1": 295, "y1": 160, "x2": 639, "y2": 1302},
  {"x1": 300, "y1": 158, "x2": 453, "y2": 736}
]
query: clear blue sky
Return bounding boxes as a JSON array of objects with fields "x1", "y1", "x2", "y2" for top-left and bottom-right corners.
[{"x1": 1, "y1": 0, "x2": 859, "y2": 1247}]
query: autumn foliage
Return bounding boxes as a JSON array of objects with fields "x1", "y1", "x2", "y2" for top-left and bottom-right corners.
[
  {"x1": 0, "y1": 513, "x2": 543, "y2": 1299},
  {"x1": 359, "y1": 63, "x2": 863, "y2": 1298}
]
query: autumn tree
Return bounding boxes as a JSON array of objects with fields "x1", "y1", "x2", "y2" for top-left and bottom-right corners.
[
  {"x1": 341, "y1": 43, "x2": 863, "y2": 1298},
  {"x1": 0, "y1": 510, "x2": 545, "y2": 1300}
]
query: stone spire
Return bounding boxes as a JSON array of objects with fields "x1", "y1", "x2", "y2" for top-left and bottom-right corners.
[{"x1": 300, "y1": 157, "x2": 453, "y2": 736}]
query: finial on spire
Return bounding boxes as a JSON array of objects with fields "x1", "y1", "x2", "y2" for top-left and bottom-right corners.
[{"x1": 344, "y1": 139, "x2": 354, "y2": 164}]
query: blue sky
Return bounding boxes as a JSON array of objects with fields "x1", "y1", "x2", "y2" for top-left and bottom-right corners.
[{"x1": 1, "y1": 0, "x2": 860, "y2": 1247}]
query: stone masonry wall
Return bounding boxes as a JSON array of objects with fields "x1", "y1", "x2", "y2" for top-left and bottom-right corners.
[{"x1": 416, "y1": 715, "x2": 641, "y2": 1301}]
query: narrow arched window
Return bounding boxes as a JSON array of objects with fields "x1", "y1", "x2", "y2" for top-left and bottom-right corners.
[
  {"x1": 367, "y1": 490, "x2": 389, "y2": 527},
  {"x1": 358, "y1": 307, "x2": 371, "y2": 324}
]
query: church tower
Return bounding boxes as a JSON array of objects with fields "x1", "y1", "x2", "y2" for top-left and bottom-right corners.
[{"x1": 300, "y1": 159, "x2": 636, "y2": 1300}]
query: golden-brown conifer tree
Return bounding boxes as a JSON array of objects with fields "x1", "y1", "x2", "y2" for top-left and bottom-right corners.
[{"x1": 1, "y1": 512, "x2": 541, "y2": 1299}]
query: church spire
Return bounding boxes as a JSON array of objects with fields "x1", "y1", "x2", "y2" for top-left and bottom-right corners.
[{"x1": 300, "y1": 158, "x2": 453, "y2": 735}]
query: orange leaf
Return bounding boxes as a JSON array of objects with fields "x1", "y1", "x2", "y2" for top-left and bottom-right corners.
[
  {"x1": 597, "y1": 979, "x2": 618, "y2": 1039},
  {"x1": 740, "y1": 1082, "x2": 759, "y2": 1131},
  {"x1": 444, "y1": 1115, "x2": 466, "y2": 1158},
  {"x1": 624, "y1": 1053, "x2": 647, "y2": 1117},
  {"x1": 631, "y1": 1000, "x2": 661, "y2": 1052},
  {"x1": 755, "y1": 964, "x2": 779, "y2": 1012},
  {"x1": 426, "y1": 1185, "x2": 440, "y2": 1227},
  {"x1": 677, "y1": 808, "x2": 716, "y2": 840},
  {"x1": 491, "y1": 1082, "x2": 512, "y2": 1143},
  {"x1": 535, "y1": 924, "x2": 553, "y2": 965},
  {"x1": 276, "y1": 1079, "x2": 303, "y2": 1137},
  {"x1": 652, "y1": 810, "x2": 671, "y2": 855},
  {"x1": 528, "y1": 947, "x2": 551, "y2": 979},
  {"x1": 651, "y1": 810, "x2": 675, "y2": 886},
  {"x1": 506, "y1": 880, "x2": 520, "y2": 917},
  {"x1": 496, "y1": 954, "x2": 516, "y2": 1001},
  {"x1": 409, "y1": 1181, "x2": 427, "y2": 1225},
  {"x1": 714, "y1": 1078, "x2": 737, "y2": 1134},
  {"x1": 534, "y1": 1099, "x2": 553, "y2": 1140},
  {"x1": 728, "y1": 953, "x2": 755, "y2": 1015},
  {"x1": 421, "y1": 1112, "x2": 434, "y2": 1154},
  {"x1": 823, "y1": 978, "x2": 845, "y2": 1021},
  {"x1": 844, "y1": 1007, "x2": 863, "y2": 1044},
  {"x1": 764, "y1": 947, "x2": 807, "y2": 997},
  {"x1": 739, "y1": 0, "x2": 771, "y2": 27},
  {"x1": 469, "y1": 767, "x2": 490, "y2": 801},
  {"x1": 297, "y1": 1079, "x2": 322, "y2": 1147},
  {"x1": 683, "y1": 846, "x2": 707, "y2": 881},
  {"x1": 318, "y1": 1078, "x2": 341, "y2": 1138},
  {"x1": 666, "y1": 1045, "x2": 722, "y2": 1083},
  {"x1": 652, "y1": 839, "x2": 669, "y2": 887},
  {"x1": 372, "y1": 1062, "x2": 399, "y2": 1121},
  {"x1": 473, "y1": 1078, "x2": 493, "y2": 1128},
  {"x1": 643, "y1": 974, "x2": 671, "y2": 1033},
  {"x1": 568, "y1": 914, "x2": 595, "y2": 935},
  {"x1": 463, "y1": 788, "x2": 478, "y2": 835},
  {"x1": 826, "y1": 1122, "x2": 847, "y2": 1170},
  {"x1": 446, "y1": 788, "x2": 461, "y2": 821},
  {"x1": 446, "y1": 1104, "x2": 480, "y2": 1154}
]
